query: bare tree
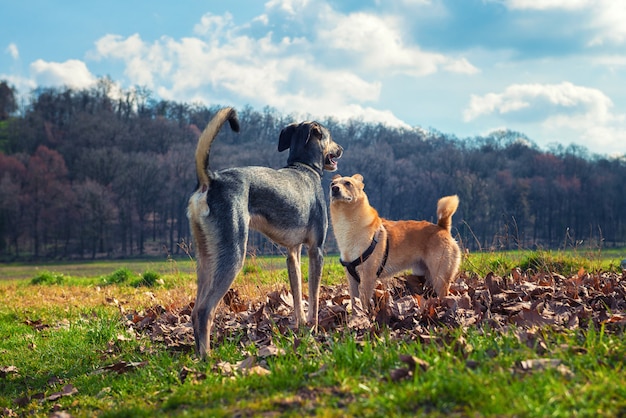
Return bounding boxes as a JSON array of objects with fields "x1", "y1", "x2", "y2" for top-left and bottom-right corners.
[{"x1": 0, "y1": 81, "x2": 17, "y2": 120}]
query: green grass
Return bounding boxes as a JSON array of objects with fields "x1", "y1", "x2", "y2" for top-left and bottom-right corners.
[
  {"x1": 0, "y1": 258, "x2": 195, "y2": 281},
  {"x1": 461, "y1": 248, "x2": 623, "y2": 277},
  {"x1": 0, "y1": 250, "x2": 625, "y2": 417}
]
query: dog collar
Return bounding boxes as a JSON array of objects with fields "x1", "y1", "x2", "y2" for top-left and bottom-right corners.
[
  {"x1": 339, "y1": 227, "x2": 389, "y2": 284},
  {"x1": 287, "y1": 162, "x2": 322, "y2": 178}
]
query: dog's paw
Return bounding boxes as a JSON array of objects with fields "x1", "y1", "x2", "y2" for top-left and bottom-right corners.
[
  {"x1": 305, "y1": 313, "x2": 319, "y2": 329},
  {"x1": 348, "y1": 313, "x2": 371, "y2": 329}
]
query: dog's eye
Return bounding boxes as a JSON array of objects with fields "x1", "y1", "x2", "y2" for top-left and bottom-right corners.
[{"x1": 344, "y1": 182, "x2": 352, "y2": 188}]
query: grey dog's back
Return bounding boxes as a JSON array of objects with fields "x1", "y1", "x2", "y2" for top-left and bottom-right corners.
[{"x1": 207, "y1": 165, "x2": 326, "y2": 247}]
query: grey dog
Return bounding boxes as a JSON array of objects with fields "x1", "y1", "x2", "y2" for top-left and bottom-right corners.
[{"x1": 187, "y1": 107, "x2": 343, "y2": 359}]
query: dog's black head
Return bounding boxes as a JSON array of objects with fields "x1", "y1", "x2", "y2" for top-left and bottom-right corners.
[{"x1": 279, "y1": 121, "x2": 343, "y2": 174}]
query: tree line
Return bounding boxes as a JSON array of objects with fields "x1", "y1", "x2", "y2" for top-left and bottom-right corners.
[{"x1": 0, "y1": 79, "x2": 624, "y2": 261}]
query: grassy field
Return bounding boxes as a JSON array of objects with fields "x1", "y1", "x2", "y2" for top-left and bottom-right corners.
[{"x1": 0, "y1": 249, "x2": 625, "y2": 417}]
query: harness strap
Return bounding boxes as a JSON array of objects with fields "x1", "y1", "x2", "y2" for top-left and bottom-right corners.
[
  {"x1": 377, "y1": 235, "x2": 390, "y2": 277},
  {"x1": 340, "y1": 227, "x2": 389, "y2": 284}
]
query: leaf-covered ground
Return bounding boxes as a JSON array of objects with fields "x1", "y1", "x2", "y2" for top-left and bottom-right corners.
[
  {"x1": 125, "y1": 268, "x2": 626, "y2": 366},
  {"x1": 4, "y1": 268, "x2": 626, "y2": 416}
]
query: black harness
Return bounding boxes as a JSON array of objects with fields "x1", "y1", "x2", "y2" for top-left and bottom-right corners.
[{"x1": 339, "y1": 228, "x2": 390, "y2": 284}]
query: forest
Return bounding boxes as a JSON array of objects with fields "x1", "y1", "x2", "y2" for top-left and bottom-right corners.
[{"x1": 0, "y1": 78, "x2": 624, "y2": 261}]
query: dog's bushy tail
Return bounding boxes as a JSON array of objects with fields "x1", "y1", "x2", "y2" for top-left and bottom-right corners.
[
  {"x1": 437, "y1": 195, "x2": 459, "y2": 232},
  {"x1": 195, "y1": 107, "x2": 240, "y2": 191}
]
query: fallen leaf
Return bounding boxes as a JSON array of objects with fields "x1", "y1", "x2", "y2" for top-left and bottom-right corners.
[
  {"x1": 96, "y1": 387, "x2": 112, "y2": 398},
  {"x1": 308, "y1": 364, "x2": 328, "y2": 378},
  {"x1": 465, "y1": 360, "x2": 480, "y2": 369},
  {"x1": 0, "y1": 366, "x2": 19, "y2": 378},
  {"x1": 44, "y1": 384, "x2": 78, "y2": 402},
  {"x1": 258, "y1": 345, "x2": 285, "y2": 357},
  {"x1": 236, "y1": 355, "x2": 256, "y2": 370},
  {"x1": 179, "y1": 366, "x2": 206, "y2": 384},
  {"x1": 93, "y1": 361, "x2": 148, "y2": 375},
  {"x1": 519, "y1": 358, "x2": 561, "y2": 371},
  {"x1": 24, "y1": 318, "x2": 49, "y2": 331},
  {"x1": 399, "y1": 354, "x2": 429, "y2": 372},
  {"x1": 49, "y1": 412, "x2": 72, "y2": 418},
  {"x1": 244, "y1": 365, "x2": 271, "y2": 376},
  {"x1": 47, "y1": 376, "x2": 62, "y2": 386},
  {"x1": 13, "y1": 396, "x2": 30, "y2": 408},
  {"x1": 1, "y1": 407, "x2": 17, "y2": 417},
  {"x1": 486, "y1": 273, "x2": 504, "y2": 295},
  {"x1": 389, "y1": 367, "x2": 411, "y2": 382},
  {"x1": 216, "y1": 361, "x2": 235, "y2": 375}
]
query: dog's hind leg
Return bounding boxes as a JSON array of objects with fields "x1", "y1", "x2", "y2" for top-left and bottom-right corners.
[
  {"x1": 429, "y1": 271, "x2": 451, "y2": 298},
  {"x1": 306, "y1": 245, "x2": 323, "y2": 327},
  {"x1": 191, "y1": 260, "x2": 214, "y2": 359},
  {"x1": 286, "y1": 245, "x2": 306, "y2": 326},
  {"x1": 192, "y1": 240, "x2": 246, "y2": 360},
  {"x1": 426, "y1": 247, "x2": 460, "y2": 298}
]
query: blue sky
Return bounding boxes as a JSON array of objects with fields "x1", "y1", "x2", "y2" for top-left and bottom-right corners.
[{"x1": 1, "y1": 0, "x2": 625, "y2": 157}]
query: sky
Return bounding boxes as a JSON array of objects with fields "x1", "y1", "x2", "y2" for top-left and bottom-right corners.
[{"x1": 1, "y1": 0, "x2": 626, "y2": 157}]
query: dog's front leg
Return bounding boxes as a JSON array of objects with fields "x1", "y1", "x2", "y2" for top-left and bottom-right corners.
[
  {"x1": 286, "y1": 246, "x2": 306, "y2": 326},
  {"x1": 306, "y1": 246, "x2": 323, "y2": 327},
  {"x1": 359, "y1": 275, "x2": 377, "y2": 316},
  {"x1": 348, "y1": 276, "x2": 360, "y2": 314}
]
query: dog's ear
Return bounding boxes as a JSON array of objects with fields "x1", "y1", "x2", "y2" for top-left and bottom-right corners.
[
  {"x1": 306, "y1": 123, "x2": 323, "y2": 144},
  {"x1": 353, "y1": 174, "x2": 365, "y2": 190},
  {"x1": 279, "y1": 121, "x2": 323, "y2": 152},
  {"x1": 278, "y1": 123, "x2": 298, "y2": 152},
  {"x1": 332, "y1": 174, "x2": 341, "y2": 181}
]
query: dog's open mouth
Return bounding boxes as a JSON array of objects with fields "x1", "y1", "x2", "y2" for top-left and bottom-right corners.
[{"x1": 325, "y1": 153, "x2": 340, "y2": 171}]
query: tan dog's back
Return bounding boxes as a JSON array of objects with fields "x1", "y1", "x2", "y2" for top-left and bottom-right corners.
[{"x1": 382, "y1": 215, "x2": 460, "y2": 297}]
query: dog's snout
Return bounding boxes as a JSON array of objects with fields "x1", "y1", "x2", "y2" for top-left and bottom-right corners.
[{"x1": 331, "y1": 185, "x2": 340, "y2": 194}]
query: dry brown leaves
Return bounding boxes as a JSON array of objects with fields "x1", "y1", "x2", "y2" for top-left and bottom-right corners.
[
  {"x1": 11, "y1": 383, "x2": 78, "y2": 412},
  {"x1": 123, "y1": 268, "x2": 626, "y2": 356}
]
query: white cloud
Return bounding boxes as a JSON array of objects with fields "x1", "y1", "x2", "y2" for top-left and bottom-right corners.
[
  {"x1": 94, "y1": 33, "x2": 145, "y2": 58},
  {"x1": 264, "y1": 0, "x2": 311, "y2": 16},
  {"x1": 464, "y1": 82, "x2": 613, "y2": 121},
  {"x1": 92, "y1": 34, "x2": 161, "y2": 87},
  {"x1": 505, "y1": 0, "x2": 592, "y2": 10},
  {"x1": 5, "y1": 43, "x2": 19, "y2": 60},
  {"x1": 464, "y1": 82, "x2": 626, "y2": 155},
  {"x1": 30, "y1": 59, "x2": 97, "y2": 89},
  {"x1": 588, "y1": 2, "x2": 626, "y2": 46},
  {"x1": 593, "y1": 55, "x2": 626, "y2": 72},
  {"x1": 81, "y1": 1, "x2": 479, "y2": 130},
  {"x1": 319, "y1": 12, "x2": 478, "y2": 76},
  {"x1": 504, "y1": 0, "x2": 626, "y2": 46},
  {"x1": 193, "y1": 12, "x2": 234, "y2": 37},
  {"x1": 91, "y1": 5, "x2": 455, "y2": 129}
]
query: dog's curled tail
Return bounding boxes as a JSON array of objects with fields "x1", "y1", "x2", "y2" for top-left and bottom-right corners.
[
  {"x1": 437, "y1": 195, "x2": 459, "y2": 232},
  {"x1": 195, "y1": 107, "x2": 240, "y2": 191}
]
